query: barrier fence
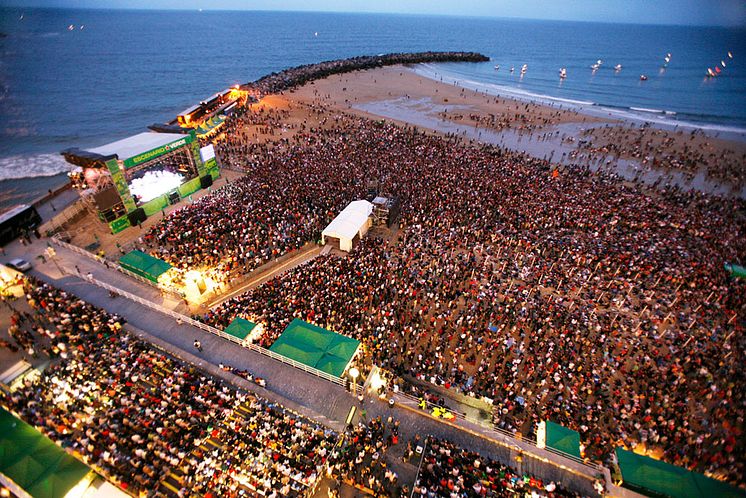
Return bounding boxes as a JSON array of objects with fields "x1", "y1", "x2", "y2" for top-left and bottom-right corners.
[
  {"x1": 82, "y1": 272, "x2": 348, "y2": 390},
  {"x1": 51, "y1": 236, "x2": 186, "y2": 301},
  {"x1": 394, "y1": 388, "x2": 597, "y2": 472}
]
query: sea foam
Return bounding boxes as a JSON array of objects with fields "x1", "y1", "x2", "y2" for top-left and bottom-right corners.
[{"x1": 0, "y1": 153, "x2": 73, "y2": 181}]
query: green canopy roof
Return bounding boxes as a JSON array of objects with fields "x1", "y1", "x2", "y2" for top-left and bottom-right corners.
[
  {"x1": 0, "y1": 407, "x2": 91, "y2": 498},
  {"x1": 224, "y1": 317, "x2": 258, "y2": 342},
  {"x1": 724, "y1": 263, "x2": 746, "y2": 279},
  {"x1": 119, "y1": 250, "x2": 172, "y2": 283},
  {"x1": 615, "y1": 448, "x2": 745, "y2": 498},
  {"x1": 545, "y1": 421, "x2": 581, "y2": 459},
  {"x1": 269, "y1": 318, "x2": 360, "y2": 377}
]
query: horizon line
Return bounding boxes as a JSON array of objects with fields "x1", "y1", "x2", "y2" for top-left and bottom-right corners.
[{"x1": 2, "y1": 5, "x2": 745, "y2": 29}]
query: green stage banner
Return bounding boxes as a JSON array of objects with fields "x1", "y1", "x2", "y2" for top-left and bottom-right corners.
[
  {"x1": 105, "y1": 159, "x2": 136, "y2": 212},
  {"x1": 109, "y1": 215, "x2": 130, "y2": 234},
  {"x1": 123, "y1": 133, "x2": 194, "y2": 169}
]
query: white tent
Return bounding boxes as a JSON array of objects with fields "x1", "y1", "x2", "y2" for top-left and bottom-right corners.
[{"x1": 322, "y1": 200, "x2": 373, "y2": 252}]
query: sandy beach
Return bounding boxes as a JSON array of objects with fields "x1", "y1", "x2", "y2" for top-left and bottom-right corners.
[{"x1": 285, "y1": 65, "x2": 746, "y2": 198}]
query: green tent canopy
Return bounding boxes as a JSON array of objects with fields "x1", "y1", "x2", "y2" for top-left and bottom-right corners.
[
  {"x1": 119, "y1": 250, "x2": 172, "y2": 283},
  {"x1": 224, "y1": 317, "x2": 257, "y2": 342},
  {"x1": 544, "y1": 421, "x2": 581, "y2": 459},
  {"x1": 724, "y1": 262, "x2": 746, "y2": 279},
  {"x1": 269, "y1": 318, "x2": 360, "y2": 377},
  {"x1": 0, "y1": 407, "x2": 91, "y2": 498},
  {"x1": 615, "y1": 448, "x2": 745, "y2": 498}
]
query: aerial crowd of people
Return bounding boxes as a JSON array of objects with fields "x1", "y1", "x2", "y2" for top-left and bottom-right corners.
[
  {"x1": 415, "y1": 437, "x2": 581, "y2": 496},
  {"x1": 327, "y1": 416, "x2": 404, "y2": 497},
  {"x1": 3, "y1": 53, "x2": 742, "y2": 494},
  {"x1": 165, "y1": 99, "x2": 746, "y2": 485},
  {"x1": 576, "y1": 124, "x2": 746, "y2": 188},
  {"x1": 0, "y1": 275, "x2": 585, "y2": 497},
  {"x1": 1, "y1": 276, "x2": 337, "y2": 497}
]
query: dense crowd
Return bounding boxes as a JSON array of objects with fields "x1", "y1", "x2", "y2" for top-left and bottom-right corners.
[
  {"x1": 413, "y1": 437, "x2": 578, "y2": 498},
  {"x1": 415, "y1": 437, "x2": 582, "y2": 497},
  {"x1": 327, "y1": 416, "x2": 405, "y2": 497},
  {"x1": 1, "y1": 277, "x2": 336, "y2": 497},
  {"x1": 192, "y1": 104, "x2": 744, "y2": 484},
  {"x1": 577, "y1": 124, "x2": 746, "y2": 188},
  {"x1": 164, "y1": 394, "x2": 336, "y2": 497},
  {"x1": 141, "y1": 106, "x2": 368, "y2": 281}
]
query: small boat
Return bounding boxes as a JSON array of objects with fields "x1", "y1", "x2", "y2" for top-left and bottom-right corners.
[
  {"x1": 559, "y1": 68, "x2": 567, "y2": 79},
  {"x1": 67, "y1": 24, "x2": 74, "y2": 31},
  {"x1": 721, "y1": 60, "x2": 726, "y2": 67},
  {"x1": 640, "y1": 74, "x2": 648, "y2": 81},
  {"x1": 728, "y1": 51, "x2": 733, "y2": 59},
  {"x1": 614, "y1": 64, "x2": 622, "y2": 72},
  {"x1": 494, "y1": 65, "x2": 500, "y2": 71},
  {"x1": 591, "y1": 60, "x2": 602, "y2": 71},
  {"x1": 80, "y1": 25, "x2": 85, "y2": 30},
  {"x1": 510, "y1": 66, "x2": 515, "y2": 73},
  {"x1": 663, "y1": 53, "x2": 671, "y2": 66},
  {"x1": 706, "y1": 68, "x2": 716, "y2": 78},
  {"x1": 520, "y1": 64, "x2": 528, "y2": 74}
]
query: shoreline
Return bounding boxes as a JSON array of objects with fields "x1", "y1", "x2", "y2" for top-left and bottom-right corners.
[
  {"x1": 4, "y1": 53, "x2": 745, "y2": 201},
  {"x1": 413, "y1": 63, "x2": 746, "y2": 139},
  {"x1": 287, "y1": 64, "x2": 746, "y2": 198}
]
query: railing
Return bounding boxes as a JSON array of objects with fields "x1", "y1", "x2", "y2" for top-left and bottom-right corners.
[
  {"x1": 51, "y1": 235, "x2": 186, "y2": 300},
  {"x1": 81, "y1": 274, "x2": 347, "y2": 388},
  {"x1": 51, "y1": 234, "x2": 100, "y2": 261},
  {"x1": 246, "y1": 343, "x2": 346, "y2": 387},
  {"x1": 393, "y1": 387, "x2": 601, "y2": 477},
  {"x1": 40, "y1": 198, "x2": 90, "y2": 236}
]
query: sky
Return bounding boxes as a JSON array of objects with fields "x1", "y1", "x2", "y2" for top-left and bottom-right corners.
[{"x1": 3, "y1": 0, "x2": 746, "y2": 27}]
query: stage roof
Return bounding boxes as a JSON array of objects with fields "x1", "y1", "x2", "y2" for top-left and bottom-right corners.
[
  {"x1": 119, "y1": 250, "x2": 172, "y2": 283},
  {"x1": 615, "y1": 448, "x2": 744, "y2": 498},
  {"x1": 89, "y1": 132, "x2": 187, "y2": 162},
  {"x1": 269, "y1": 318, "x2": 360, "y2": 378},
  {"x1": 0, "y1": 407, "x2": 91, "y2": 498}
]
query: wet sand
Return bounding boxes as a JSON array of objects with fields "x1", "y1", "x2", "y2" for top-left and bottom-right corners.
[{"x1": 287, "y1": 65, "x2": 746, "y2": 198}]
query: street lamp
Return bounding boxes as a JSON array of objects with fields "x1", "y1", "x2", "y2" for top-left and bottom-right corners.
[
  {"x1": 349, "y1": 367, "x2": 359, "y2": 395},
  {"x1": 45, "y1": 246, "x2": 64, "y2": 275}
]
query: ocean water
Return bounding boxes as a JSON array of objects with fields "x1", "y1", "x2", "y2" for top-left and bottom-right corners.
[{"x1": 0, "y1": 8, "x2": 745, "y2": 207}]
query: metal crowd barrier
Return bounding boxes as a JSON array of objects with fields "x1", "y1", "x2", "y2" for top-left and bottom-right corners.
[
  {"x1": 51, "y1": 236, "x2": 186, "y2": 300},
  {"x1": 82, "y1": 273, "x2": 347, "y2": 388}
]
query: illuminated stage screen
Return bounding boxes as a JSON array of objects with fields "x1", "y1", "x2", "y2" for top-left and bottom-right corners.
[
  {"x1": 126, "y1": 147, "x2": 196, "y2": 204},
  {"x1": 129, "y1": 170, "x2": 185, "y2": 203}
]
